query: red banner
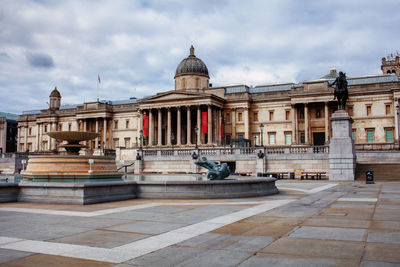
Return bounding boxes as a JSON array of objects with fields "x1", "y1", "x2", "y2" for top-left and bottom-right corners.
[
  {"x1": 202, "y1": 112, "x2": 207, "y2": 133},
  {"x1": 221, "y1": 123, "x2": 224, "y2": 138},
  {"x1": 143, "y1": 115, "x2": 149, "y2": 137}
]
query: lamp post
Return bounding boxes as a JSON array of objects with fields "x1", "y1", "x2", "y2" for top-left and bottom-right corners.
[
  {"x1": 139, "y1": 130, "x2": 143, "y2": 151},
  {"x1": 194, "y1": 126, "x2": 198, "y2": 149},
  {"x1": 260, "y1": 123, "x2": 264, "y2": 147}
]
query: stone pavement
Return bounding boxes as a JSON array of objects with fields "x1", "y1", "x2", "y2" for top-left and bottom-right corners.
[{"x1": 0, "y1": 181, "x2": 399, "y2": 266}]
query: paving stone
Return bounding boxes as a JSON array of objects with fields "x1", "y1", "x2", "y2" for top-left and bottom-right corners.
[
  {"x1": 212, "y1": 222, "x2": 262, "y2": 235},
  {"x1": 370, "y1": 220, "x2": 400, "y2": 230},
  {"x1": 0, "y1": 248, "x2": 34, "y2": 264},
  {"x1": 242, "y1": 223, "x2": 293, "y2": 238},
  {"x1": 289, "y1": 226, "x2": 366, "y2": 242},
  {"x1": 125, "y1": 246, "x2": 207, "y2": 267},
  {"x1": 105, "y1": 221, "x2": 187, "y2": 235},
  {"x1": 364, "y1": 243, "x2": 400, "y2": 263},
  {"x1": 2, "y1": 254, "x2": 113, "y2": 267},
  {"x1": 175, "y1": 248, "x2": 251, "y2": 267},
  {"x1": 330, "y1": 203, "x2": 375, "y2": 209},
  {"x1": 376, "y1": 204, "x2": 400, "y2": 210},
  {"x1": 239, "y1": 253, "x2": 359, "y2": 267},
  {"x1": 261, "y1": 237, "x2": 364, "y2": 259},
  {"x1": 361, "y1": 260, "x2": 400, "y2": 267},
  {"x1": 373, "y1": 209, "x2": 400, "y2": 221},
  {"x1": 367, "y1": 231, "x2": 400, "y2": 244},
  {"x1": 50, "y1": 230, "x2": 150, "y2": 248},
  {"x1": 302, "y1": 217, "x2": 371, "y2": 229}
]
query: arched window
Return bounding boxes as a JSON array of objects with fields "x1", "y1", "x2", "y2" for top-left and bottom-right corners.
[
  {"x1": 196, "y1": 78, "x2": 200, "y2": 88},
  {"x1": 392, "y1": 70, "x2": 396, "y2": 74},
  {"x1": 387, "y1": 70, "x2": 392, "y2": 74}
]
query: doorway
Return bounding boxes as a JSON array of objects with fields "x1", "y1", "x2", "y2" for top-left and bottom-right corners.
[{"x1": 313, "y1": 132, "x2": 325, "y2": 145}]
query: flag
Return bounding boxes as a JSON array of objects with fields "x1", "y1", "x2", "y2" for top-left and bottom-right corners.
[
  {"x1": 143, "y1": 115, "x2": 149, "y2": 137},
  {"x1": 221, "y1": 123, "x2": 224, "y2": 138},
  {"x1": 202, "y1": 112, "x2": 207, "y2": 133},
  {"x1": 98, "y1": 74, "x2": 101, "y2": 84}
]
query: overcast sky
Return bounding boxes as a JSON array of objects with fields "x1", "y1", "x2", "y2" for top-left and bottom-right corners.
[{"x1": 1, "y1": 0, "x2": 400, "y2": 114}]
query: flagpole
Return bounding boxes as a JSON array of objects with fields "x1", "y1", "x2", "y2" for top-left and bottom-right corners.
[{"x1": 97, "y1": 74, "x2": 101, "y2": 102}]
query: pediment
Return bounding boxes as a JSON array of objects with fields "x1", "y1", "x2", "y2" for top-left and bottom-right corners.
[{"x1": 139, "y1": 91, "x2": 212, "y2": 103}]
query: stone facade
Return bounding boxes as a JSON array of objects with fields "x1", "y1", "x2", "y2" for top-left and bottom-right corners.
[{"x1": 17, "y1": 49, "x2": 400, "y2": 163}]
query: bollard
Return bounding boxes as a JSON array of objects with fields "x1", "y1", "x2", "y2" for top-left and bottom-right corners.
[{"x1": 366, "y1": 171, "x2": 374, "y2": 184}]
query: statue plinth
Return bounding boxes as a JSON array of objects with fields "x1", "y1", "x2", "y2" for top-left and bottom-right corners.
[{"x1": 329, "y1": 110, "x2": 356, "y2": 180}]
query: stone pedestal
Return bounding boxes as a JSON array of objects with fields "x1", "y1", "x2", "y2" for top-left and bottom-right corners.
[{"x1": 329, "y1": 110, "x2": 356, "y2": 180}]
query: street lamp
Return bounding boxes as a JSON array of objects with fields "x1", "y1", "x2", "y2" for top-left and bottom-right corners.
[
  {"x1": 194, "y1": 126, "x2": 198, "y2": 149},
  {"x1": 139, "y1": 130, "x2": 143, "y2": 150},
  {"x1": 260, "y1": 123, "x2": 264, "y2": 147}
]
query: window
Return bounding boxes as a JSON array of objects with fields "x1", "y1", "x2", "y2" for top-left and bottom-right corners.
[
  {"x1": 366, "y1": 105, "x2": 371, "y2": 116},
  {"x1": 124, "y1": 138, "x2": 130, "y2": 148},
  {"x1": 225, "y1": 112, "x2": 230, "y2": 122},
  {"x1": 44, "y1": 125, "x2": 47, "y2": 132},
  {"x1": 238, "y1": 134, "x2": 243, "y2": 139},
  {"x1": 366, "y1": 129, "x2": 374, "y2": 143},
  {"x1": 300, "y1": 110, "x2": 304, "y2": 119},
  {"x1": 42, "y1": 141, "x2": 48, "y2": 151},
  {"x1": 268, "y1": 132, "x2": 276, "y2": 145},
  {"x1": 269, "y1": 111, "x2": 274, "y2": 121},
  {"x1": 68, "y1": 124, "x2": 72, "y2": 131},
  {"x1": 113, "y1": 138, "x2": 119, "y2": 148},
  {"x1": 386, "y1": 104, "x2": 391, "y2": 115},
  {"x1": 253, "y1": 112, "x2": 258, "y2": 122},
  {"x1": 352, "y1": 130, "x2": 356, "y2": 141},
  {"x1": 196, "y1": 78, "x2": 200, "y2": 88},
  {"x1": 386, "y1": 129, "x2": 393, "y2": 142},
  {"x1": 300, "y1": 132, "x2": 305, "y2": 144},
  {"x1": 126, "y1": 120, "x2": 129, "y2": 129},
  {"x1": 27, "y1": 143, "x2": 32, "y2": 151},
  {"x1": 253, "y1": 135, "x2": 259, "y2": 146},
  {"x1": 285, "y1": 110, "x2": 290, "y2": 120},
  {"x1": 58, "y1": 124, "x2": 62, "y2": 131},
  {"x1": 348, "y1": 106, "x2": 353, "y2": 116},
  {"x1": 226, "y1": 135, "x2": 231, "y2": 145},
  {"x1": 114, "y1": 120, "x2": 118, "y2": 129},
  {"x1": 238, "y1": 112, "x2": 243, "y2": 122},
  {"x1": 285, "y1": 132, "x2": 292, "y2": 145},
  {"x1": 28, "y1": 128, "x2": 32, "y2": 135},
  {"x1": 316, "y1": 109, "x2": 321, "y2": 118}
]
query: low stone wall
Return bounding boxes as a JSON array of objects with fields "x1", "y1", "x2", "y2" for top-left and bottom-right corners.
[
  {"x1": 0, "y1": 183, "x2": 19, "y2": 203},
  {"x1": 18, "y1": 181, "x2": 137, "y2": 204},
  {"x1": 136, "y1": 178, "x2": 278, "y2": 199}
]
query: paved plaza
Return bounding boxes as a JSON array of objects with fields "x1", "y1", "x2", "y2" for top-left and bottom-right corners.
[{"x1": 0, "y1": 180, "x2": 399, "y2": 266}]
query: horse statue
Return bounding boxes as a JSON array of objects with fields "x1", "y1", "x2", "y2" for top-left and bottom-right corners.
[
  {"x1": 330, "y1": 71, "x2": 348, "y2": 110},
  {"x1": 194, "y1": 157, "x2": 230, "y2": 180}
]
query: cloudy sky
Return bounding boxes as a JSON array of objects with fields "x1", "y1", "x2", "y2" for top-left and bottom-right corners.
[{"x1": 1, "y1": 0, "x2": 400, "y2": 114}]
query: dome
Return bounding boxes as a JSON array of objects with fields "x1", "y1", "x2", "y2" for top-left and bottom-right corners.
[
  {"x1": 50, "y1": 87, "x2": 61, "y2": 98},
  {"x1": 175, "y1": 46, "x2": 209, "y2": 78}
]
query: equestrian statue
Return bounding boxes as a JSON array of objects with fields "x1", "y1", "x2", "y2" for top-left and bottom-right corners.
[{"x1": 329, "y1": 71, "x2": 348, "y2": 110}]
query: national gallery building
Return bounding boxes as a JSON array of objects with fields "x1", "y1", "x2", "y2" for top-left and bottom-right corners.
[{"x1": 17, "y1": 47, "x2": 400, "y2": 171}]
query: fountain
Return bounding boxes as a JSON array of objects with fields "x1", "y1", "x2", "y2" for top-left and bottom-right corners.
[{"x1": 18, "y1": 131, "x2": 136, "y2": 204}]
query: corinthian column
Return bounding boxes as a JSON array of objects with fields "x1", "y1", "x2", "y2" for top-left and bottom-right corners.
[
  {"x1": 187, "y1": 106, "x2": 191, "y2": 145},
  {"x1": 208, "y1": 105, "x2": 212, "y2": 144},
  {"x1": 158, "y1": 108, "x2": 162, "y2": 145},
  {"x1": 167, "y1": 108, "x2": 171, "y2": 146},
  {"x1": 177, "y1": 107, "x2": 181, "y2": 145}
]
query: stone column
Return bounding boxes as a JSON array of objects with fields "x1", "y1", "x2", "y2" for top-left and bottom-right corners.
[
  {"x1": 244, "y1": 107, "x2": 249, "y2": 139},
  {"x1": 24, "y1": 126, "x2": 28, "y2": 151},
  {"x1": 158, "y1": 108, "x2": 162, "y2": 145},
  {"x1": 149, "y1": 110, "x2": 154, "y2": 146},
  {"x1": 103, "y1": 118, "x2": 107, "y2": 149},
  {"x1": 304, "y1": 104, "x2": 309, "y2": 144},
  {"x1": 394, "y1": 98, "x2": 399, "y2": 144},
  {"x1": 36, "y1": 123, "x2": 40, "y2": 151},
  {"x1": 208, "y1": 105, "x2": 212, "y2": 144},
  {"x1": 177, "y1": 107, "x2": 181, "y2": 145},
  {"x1": 218, "y1": 109, "x2": 222, "y2": 145},
  {"x1": 139, "y1": 110, "x2": 143, "y2": 133},
  {"x1": 231, "y1": 108, "x2": 236, "y2": 139},
  {"x1": 95, "y1": 119, "x2": 99, "y2": 148},
  {"x1": 324, "y1": 102, "x2": 329, "y2": 144},
  {"x1": 197, "y1": 106, "x2": 201, "y2": 144},
  {"x1": 291, "y1": 105, "x2": 297, "y2": 144},
  {"x1": 167, "y1": 108, "x2": 171, "y2": 146},
  {"x1": 186, "y1": 106, "x2": 191, "y2": 145}
]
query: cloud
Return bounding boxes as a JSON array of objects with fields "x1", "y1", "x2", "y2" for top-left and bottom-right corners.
[
  {"x1": 26, "y1": 52, "x2": 55, "y2": 68},
  {"x1": 0, "y1": 0, "x2": 400, "y2": 114}
]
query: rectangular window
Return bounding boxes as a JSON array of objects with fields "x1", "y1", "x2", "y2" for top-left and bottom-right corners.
[
  {"x1": 226, "y1": 135, "x2": 231, "y2": 145},
  {"x1": 253, "y1": 135, "x2": 259, "y2": 146},
  {"x1": 114, "y1": 120, "x2": 118, "y2": 129},
  {"x1": 386, "y1": 104, "x2": 391, "y2": 115},
  {"x1": 366, "y1": 105, "x2": 371, "y2": 116},
  {"x1": 124, "y1": 138, "x2": 130, "y2": 148},
  {"x1": 68, "y1": 124, "x2": 72, "y2": 131},
  {"x1": 316, "y1": 109, "x2": 321, "y2": 118},
  {"x1": 42, "y1": 141, "x2": 48, "y2": 151},
  {"x1": 238, "y1": 112, "x2": 243, "y2": 122},
  {"x1": 113, "y1": 138, "x2": 119, "y2": 148},
  {"x1": 28, "y1": 128, "x2": 32, "y2": 135},
  {"x1": 348, "y1": 106, "x2": 353, "y2": 116},
  {"x1": 285, "y1": 132, "x2": 292, "y2": 145},
  {"x1": 300, "y1": 132, "x2": 305, "y2": 144},
  {"x1": 352, "y1": 130, "x2": 356, "y2": 141},
  {"x1": 58, "y1": 124, "x2": 62, "y2": 131},
  {"x1": 126, "y1": 120, "x2": 130, "y2": 129},
  {"x1": 28, "y1": 143, "x2": 32, "y2": 151},
  {"x1": 366, "y1": 129, "x2": 374, "y2": 143},
  {"x1": 225, "y1": 112, "x2": 231, "y2": 123},
  {"x1": 44, "y1": 125, "x2": 47, "y2": 132},
  {"x1": 268, "y1": 132, "x2": 276, "y2": 145},
  {"x1": 253, "y1": 112, "x2": 258, "y2": 122},
  {"x1": 285, "y1": 110, "x2": 290, "y2": 120},
  {"x1": 269, "y1": 111, "x2": 274, "y2": 121},
  {"x1": 386, "y1": 129, "x2": 393, "y2": 142}
]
